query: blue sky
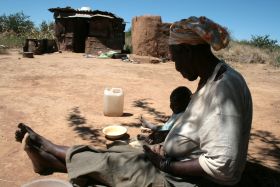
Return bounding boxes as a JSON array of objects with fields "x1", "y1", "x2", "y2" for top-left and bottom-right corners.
[{"x1": 0, "y1": 0, "x2": 279, "y2": 42}]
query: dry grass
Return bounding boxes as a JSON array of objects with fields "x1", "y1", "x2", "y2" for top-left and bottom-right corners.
[
  {"x1": 214, "y1": 41, "x2": 280, "y2": 66},
  {"x1": 0, "y1": 46, "x2": 9, "y2": 54}
]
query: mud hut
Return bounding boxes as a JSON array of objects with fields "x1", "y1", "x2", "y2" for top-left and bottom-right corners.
[{"x1": 49, "y1": 7, "x2": 126, "y2": 54}]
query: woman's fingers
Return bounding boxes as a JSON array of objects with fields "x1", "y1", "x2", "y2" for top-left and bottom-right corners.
[
  {"x1": 150, "y1": 144, "x2": 166, "y2": 156},
  {"x1": 143, "y1": 145, "x2": 153, "y2": 155},
  {"x1": 143, "y1": 145, "x2": 164, "y2": 169},
  {"x1": 151, "y1": 144, "x2": 161, "y2": 153}
]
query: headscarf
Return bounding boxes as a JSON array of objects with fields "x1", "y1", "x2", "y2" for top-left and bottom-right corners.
[{"x1": 169, "y1": 16, "x2": 230, "y2": 51}]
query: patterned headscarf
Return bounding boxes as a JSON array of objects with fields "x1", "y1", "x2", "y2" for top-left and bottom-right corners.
[{"x1": 169, "y1": 16, "x2": 230, "y2": 51}]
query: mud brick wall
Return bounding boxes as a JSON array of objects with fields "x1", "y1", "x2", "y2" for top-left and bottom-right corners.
[{"x1": 131, "y1": 16, "x2": 171, "y2": 58}]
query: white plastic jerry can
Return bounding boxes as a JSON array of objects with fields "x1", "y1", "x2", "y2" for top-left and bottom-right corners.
[{"x1": 103, "y1": 88, "x2": 124, "y2": 117}]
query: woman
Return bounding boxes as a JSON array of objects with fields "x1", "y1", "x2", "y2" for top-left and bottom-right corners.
[{"x1": 15, "y1": 16, "x2": 252, "y2": 187}]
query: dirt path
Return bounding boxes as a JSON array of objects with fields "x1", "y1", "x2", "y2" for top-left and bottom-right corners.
[{"x1": 0, "y1": 50, "x2": 279, "y2": 186}]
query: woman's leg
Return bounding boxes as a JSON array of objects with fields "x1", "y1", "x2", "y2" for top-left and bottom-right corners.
[
  {"x1": 23, "y1": 134, "x2": 67, "y2": 174},
  {"x1": 15, "y1": 123, "x2": 70, "y2": 174},
  {"x1": 15, "y1": 123, "x2": 68, "y2": 160}
]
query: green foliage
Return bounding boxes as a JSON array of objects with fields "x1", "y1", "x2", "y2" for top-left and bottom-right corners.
[
  {"x1": 0, "y1": 12, "x2": 34, "y2": 34},
  {"x1": 124, "y1": 27, "x2": 132, "y2": 53},
  {"x1": 250, "y1": 35, "x2": 279, "y2": 49},
  {"x1": 0, "y1": 11, "x2": 55, "y2": 47},
  {"x1": 29, "y1": 21, "x2": 55, "y2": 39},
  {"x1": 237, "y1": 35, "x2": 279, "y2": 50},
  {"x1": 276, "y1": 56, "x2": 280, "y2": 63},
  {"x1": 0, "y1": 32, "x2": 26, "y2": 48},
  {"x1": 125, "y1": 28, "x2": 131, "y2": 38},
  {"x1": 123, "y1": 44, "x2": 132, "y2": 53}
]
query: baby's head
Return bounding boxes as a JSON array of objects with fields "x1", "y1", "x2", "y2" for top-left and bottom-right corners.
[{"x1": 170, "y1": 86, "x2": 192, "y2": 114}]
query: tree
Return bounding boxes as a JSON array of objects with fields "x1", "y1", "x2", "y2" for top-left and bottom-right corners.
[
  {"x1": 0, "y1": 12, "x2": 34, "y2": 34},
  {"x1": 250, "y1": 35, "x2": 278, "y2": 49},
  {"x1": 37, "y1": 20, "x2": 55, "y2": 39},
  {"x1": 0, "y1": 15, "x2": 8, "y2": 32}
]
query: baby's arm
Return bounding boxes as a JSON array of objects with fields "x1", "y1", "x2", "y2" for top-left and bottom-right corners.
[{"x1": 140, "y1": 115, "x2": 161, "y2": 131}]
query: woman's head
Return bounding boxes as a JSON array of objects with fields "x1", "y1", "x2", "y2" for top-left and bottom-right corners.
[
  {"x1": 168, "y1": 16, "x2": 229, "y2": 50},
  {"x1": 169, "y1": 44, "x2": 212, "y2": 81},
  {"x1": 170, "y1": 86, "x2": 192, "y2": 114},
  {"x1": 168, "y1": 16, "x2": 229, "y2": 81}
]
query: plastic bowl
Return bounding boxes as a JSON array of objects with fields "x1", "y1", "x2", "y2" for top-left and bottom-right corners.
[
  {"x1": 21, "y1": 178, "x2": 72, "y2": 187},
  {"x1": 102, "y1": 125, "x2": 127, "y2": 140}
]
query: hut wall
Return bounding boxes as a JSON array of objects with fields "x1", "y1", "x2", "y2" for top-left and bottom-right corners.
[
  {"x1": 55, "y1": 19, "x2": 74, "y2": 51},
  {"x1": 85, "y1": 37, "x2": 109, "y2": 54},
  {"x1": 54, "y1": 17, "x2": 125, "y2": 54},
  {"x1": 85, "y1": 17, "x2": 125, "y2": 54}
]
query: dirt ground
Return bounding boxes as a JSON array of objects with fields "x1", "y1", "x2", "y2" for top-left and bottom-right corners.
[{"x1": 0, "y1": 50, "x2": 280, "y2": 186}]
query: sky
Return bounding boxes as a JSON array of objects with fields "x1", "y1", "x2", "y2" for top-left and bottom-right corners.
[{"x1": 0, "y1": 0, "x2": 279, "y2": 43}]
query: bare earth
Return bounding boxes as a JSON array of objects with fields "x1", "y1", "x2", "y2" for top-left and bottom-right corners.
[{"x1": 0, "y1": 50, "x2": 280, "y2": 186}]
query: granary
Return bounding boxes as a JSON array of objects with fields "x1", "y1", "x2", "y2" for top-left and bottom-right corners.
[
  {"x1": 49, "y1": 6, "x2": 126, "y2": 54},
  {"x1": 131, "y1": 16, "x2": 171, "y2": 58}
]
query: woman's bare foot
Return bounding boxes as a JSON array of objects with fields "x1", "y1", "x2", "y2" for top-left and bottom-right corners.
[
  {"x1": 23, "y1": 134, "x2": 67, "y2": 175},
  {"x1": 15, "y1": 123, "x2": 54, "y2": 152},
  {"x1": 15, "y1": 123, "x2": 69, "y2": 160},
  {"x1": 15, "y1": 123, "x2": 27, "y2": 142}
]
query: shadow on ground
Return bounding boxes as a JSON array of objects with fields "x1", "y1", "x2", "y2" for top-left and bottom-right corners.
[
  {"x1": 67, "y1": 107, "x2": 106, "y2": 144},
  {"x1": 66, "y1": 107, "x2": 141, "y2": 144},
  {"x1": 133, "y1": 98, "x2": 169, "y2": 123},
  {"x1": 234, "y1": 161, "x2": 280, "y2": 187},
  {"x1": 248, "y1": 129, "x2": 280, "y2": 171}
]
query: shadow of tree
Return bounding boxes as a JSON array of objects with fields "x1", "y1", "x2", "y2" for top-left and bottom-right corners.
[
  {"x1": 133, "y1": 99, "x2": 169, "y2": 123},
  {"x1": 248, "y1": 129, "x2": 280, "y2": 170},
  {"x1": 234, "y1": 161, "x2": 280, "y2": 187},
  {"x1": 67, "y1": 107, "x2": 106, "y2": 144},
  {"x1": 122, "y1": 122, "x2": 142, "y2": 128}
]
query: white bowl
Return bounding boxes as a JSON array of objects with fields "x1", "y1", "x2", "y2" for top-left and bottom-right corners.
[
  {"x1": 102, "y1": 125, "x2": 127, "y2": 140},
  {"x1": 21, "y1": 179, "x2": 72, "y2": 187}
]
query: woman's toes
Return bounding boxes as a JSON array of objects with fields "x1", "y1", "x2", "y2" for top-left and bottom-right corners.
[
  {"x1": 15, "y1": 129, "x2": 25, "y2": 142},
  {"x1": 18, "y1": 123, "x2": 27, "y2": 131}
]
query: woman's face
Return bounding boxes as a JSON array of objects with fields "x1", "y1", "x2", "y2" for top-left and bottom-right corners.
[{"x1": 169, "y1": 44, "x2": 198, "y2": 81}]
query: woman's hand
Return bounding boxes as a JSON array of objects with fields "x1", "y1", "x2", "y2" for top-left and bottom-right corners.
[
  {"x1": 143, "y1": 145, "x2": 171, "y2": 172},
  {"x1": 150, "y1": 144, "x2": 165, "y2": 156},
  {"x1": 144, "y1": 145, "x2": 206, "y2": 176},
  {"x1": 143, "y1": 145, "x2": 164, "y2": 169}
]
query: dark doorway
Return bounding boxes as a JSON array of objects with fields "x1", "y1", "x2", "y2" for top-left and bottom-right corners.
[{"x1": 73, "y1": 18, "x2": 89, "y2": 53}]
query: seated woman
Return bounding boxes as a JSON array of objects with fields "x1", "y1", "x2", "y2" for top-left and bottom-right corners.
[
  {"x1": 15, "y1": 16, "x2": 252, "y2": 187},
  {"x1": 137, "y1": 86, "x2": 192, "y2": 144}
]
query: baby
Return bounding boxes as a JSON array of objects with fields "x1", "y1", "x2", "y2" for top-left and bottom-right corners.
[{"x1": 137, "y1": 86, "x2": 192, "y2": 144}]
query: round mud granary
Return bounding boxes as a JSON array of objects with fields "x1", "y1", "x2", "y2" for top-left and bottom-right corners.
[{"x1": 132, "y1": 16, "x2": 170, "y2": 58}]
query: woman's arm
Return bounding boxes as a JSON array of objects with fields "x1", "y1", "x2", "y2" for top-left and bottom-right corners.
[
  {"x1": 144, "y1": 145, "x2": 206, "y2": 177},
  {"x1": 168, "y1": 158, "x2": 206, "y2": 176}
]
